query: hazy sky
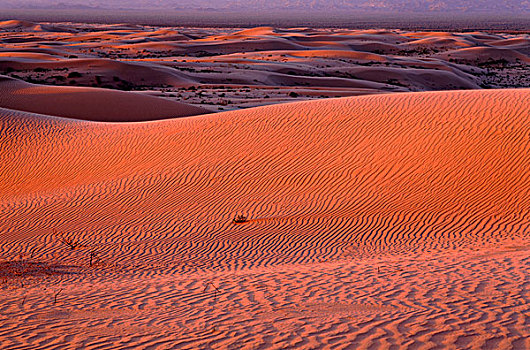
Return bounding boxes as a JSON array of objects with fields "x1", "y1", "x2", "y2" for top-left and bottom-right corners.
[{"x1": 0, "y1": 0, "x2": 528, "y2": 13}]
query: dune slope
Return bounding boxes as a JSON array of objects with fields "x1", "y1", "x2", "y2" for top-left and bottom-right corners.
[
  {"x1": 0, "y1": 76, "x2": 208, "y2": 121},
  {"x1": 0, "y1": 89, "x2": 528, "y2": 349},
  {"x1": 1, "y1": 22, "x2": 528, "y2": 111}
]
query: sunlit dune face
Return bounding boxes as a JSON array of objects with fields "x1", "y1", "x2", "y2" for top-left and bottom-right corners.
[
  {"x1": 0, "y1": 19, "x2": 528, "y2": 349},
  {"x1": 0, "y1": 88, "x2": 529, "y2": 348}
]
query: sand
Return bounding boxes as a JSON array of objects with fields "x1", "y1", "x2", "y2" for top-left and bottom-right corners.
[
  {"x1": 0, "y1": 22, "x2": 528, "y2": 111},
  {"x1": 0, "y1": 75, "x2": 208, "y2": 121},
  {"x1": 0, "y1": 88, "x2": 528, "y2": 349}
]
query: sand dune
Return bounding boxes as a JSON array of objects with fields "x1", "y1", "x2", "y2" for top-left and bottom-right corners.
[
  {"x1": 437, "y1": 47, "x2": 530, "y2": 64},
  {"x1": 1, "y1": 22, "x2": 528, "y2": 111},
  {"x1": 0, "y1": 57, "x2": 194, "y2": 87},
  {"x1": 334, "y1": 66, "x2": 479, "y2": 90},
  {"x1": 0, "y1": 20, "x2": 529, "y2": 349},
  {"x1": 0, "y1": 20, "x2": 73, "y2": 33},
  {"x1": 0, "y1": 76, "x2": 208, "y2": 121},
  {"x1": 0, "y1": 89, "x2": 528, "y2": 348},
  {"x1": 0, "y1": 20, "x2": 36, "y2": 29}
]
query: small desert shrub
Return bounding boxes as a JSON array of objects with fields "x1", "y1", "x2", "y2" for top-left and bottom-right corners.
[
  {"x1": 67, "y1": 71, "x2": 82, "y2": 79},
  {"x1": 233, "y1": 215, "x2": 248, "y2": 224},
  {"x1": 54, "y1": 229, "x2": 82, "y2": 250}
]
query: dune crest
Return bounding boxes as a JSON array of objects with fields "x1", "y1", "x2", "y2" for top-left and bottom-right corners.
[{"x1": 1, "y1": 22, "x2": 528, "y2": 111}]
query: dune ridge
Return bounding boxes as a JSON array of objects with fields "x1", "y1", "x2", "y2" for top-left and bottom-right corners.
[
  {"x1": 0, "y1": 75, "x2": 208, "y2": 121},
  {"x1": 1, "y1": 22, "x2": 528, "y2": 111},
  {"x1": 0, "y1": 89, "x2": 529, "y2": 348}
]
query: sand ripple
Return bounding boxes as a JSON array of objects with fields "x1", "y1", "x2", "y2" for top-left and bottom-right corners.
[{"x1": 0, "y1": 89, "x2": 528, "y2": 348}]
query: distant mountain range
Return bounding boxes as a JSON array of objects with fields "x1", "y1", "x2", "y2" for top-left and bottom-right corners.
[{"x1": 1, "y1": 0, "x2": 528, "y2": 13}]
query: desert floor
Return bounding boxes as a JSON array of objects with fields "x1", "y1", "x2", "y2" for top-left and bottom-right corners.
[
  {"x1": 0, "y1": 20, "x2": 529, "y2": 113},
  {"x1": 0, "y1": 20, "x2": 529, "y2": 350}
]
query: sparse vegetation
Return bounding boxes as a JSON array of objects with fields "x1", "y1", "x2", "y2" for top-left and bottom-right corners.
[
  {"x1": 233, "y1": 214, "x2": 248, "y2": 224},
  {"x1": 67, "y1": 71, "x2": 82, "y2": 78},
  {"x1": 54, "y1": 229, "x2": 82, "y2": 250},
  {"x1": 203, "y1": 282, "x2": 221, "y2": 304},
  {"x1": 53, "y1": 288, "x2": 63, "y2": 304},
  {"x1": 89, "y1": 251, "x2": 100, "y2": 267}
]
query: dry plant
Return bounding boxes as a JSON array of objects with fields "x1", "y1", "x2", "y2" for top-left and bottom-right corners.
[
  {"x1": 203, "y1": 282, "x2": 221, "y2": 304},
  {"x1": 54, "y1": 229, "x2": 82, "y2": 250},
  {"x1": 89, "y1": 251, "x2": 100, "y2": 267},
  {"x1": 233, "y1": 214, "x2": 248, "y2": 224},
  {"x1": 60, "y1": 236, "x2": 81, "y2": 250},
  {"x1": 53, "y1": 288, "x2": 63, "y2": 304},
  {"x1": 203, "y1": 282, "x2": 222, "y2": 332}
]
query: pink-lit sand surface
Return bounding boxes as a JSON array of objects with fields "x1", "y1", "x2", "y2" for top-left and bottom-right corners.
[{"x1": 0, "y1": 20, "x2": 529, "y2": 350}]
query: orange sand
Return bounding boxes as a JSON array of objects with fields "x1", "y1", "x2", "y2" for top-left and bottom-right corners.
[{"x1": 0, "y1": 89, "x2": 528, "y2": 349}]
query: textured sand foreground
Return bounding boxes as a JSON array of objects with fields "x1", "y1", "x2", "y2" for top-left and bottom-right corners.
[{"x1": 1, "y1": 89, "x2": 529, "y2": 349}]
